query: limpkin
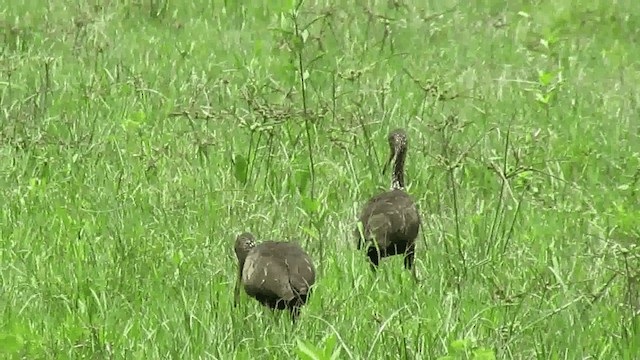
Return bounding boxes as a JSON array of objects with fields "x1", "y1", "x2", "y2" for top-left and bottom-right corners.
[
  {"x1": 233, "y1": 232, "x2": 316, "y2": 322},
  {"x1": 354, "y1": 128, "x2": 421, "y2": 280}
]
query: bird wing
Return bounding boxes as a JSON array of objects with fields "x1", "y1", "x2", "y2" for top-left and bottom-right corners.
[
  {"x1": 242, "y1": 251, "x2": 296, "y2": 302},
  {"x1": 356, "y1": 190, "x2": 420, "y2": 248},
  {"x1": 242, "y1": 242, "x2": 316, "y2": 302},
  {"x1": 263, "y1": 242, "x2": 315, "y2": 296},
  {"x1": 282, "y1": 253, "x2": 316, "y2": 295}
]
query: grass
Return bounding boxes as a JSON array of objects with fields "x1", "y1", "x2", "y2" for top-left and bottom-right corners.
[{"x1": 1, "y1": 0, "x2": 639, "y2": 358}]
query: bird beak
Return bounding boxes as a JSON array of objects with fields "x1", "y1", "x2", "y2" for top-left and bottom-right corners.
[
  {"x1": 233, "y1": 267, "x2": 242, "y2": 307},
  {"x1": 233, "y1": 281, "x2": 240, "y2": 307}
]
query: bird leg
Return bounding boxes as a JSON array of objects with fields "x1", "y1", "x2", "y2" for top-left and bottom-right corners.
[
  {"x1": 233, "y1": 282, "x2": 241, "y2": 307},
  {"x1": 403, "y1": 245, "x2": 414, "y2": 270},
  {"x1": 289, "y1": 306, "x2": 300, "y2": 324},
  {"x1": 367, "y1": 247, "x2": 381, "y2": 272},
  {"x1": 403, "y1": 244, "x2": 420, "y2": 283},
  {"x1": 288, "y1": 288, "x2": 306, "y2": 324}
]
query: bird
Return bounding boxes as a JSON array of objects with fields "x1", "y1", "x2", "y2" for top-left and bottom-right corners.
[
  {"x1": 233, "y1": 232, "x2": 316, "y2": 322},
  {"x1": 354, "y1": 128, "x2": 421, "y2": 280}
]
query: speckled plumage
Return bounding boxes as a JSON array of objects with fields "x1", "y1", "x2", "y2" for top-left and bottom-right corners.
[
  {"x1": 354, "y1": 129, "x2": 421, "y2": 278},
  {"x1": 233, "y1": 232, "x2": 316, "y2": 322}
]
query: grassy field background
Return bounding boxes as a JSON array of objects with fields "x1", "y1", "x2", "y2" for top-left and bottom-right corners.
[{"x1": 2, "y1": 0, "x2": 640, "y2": 358}]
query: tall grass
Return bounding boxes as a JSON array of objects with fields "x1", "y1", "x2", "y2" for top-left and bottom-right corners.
[{"x1": 1, "y1": 0, "x2": 639, "y2": 358}]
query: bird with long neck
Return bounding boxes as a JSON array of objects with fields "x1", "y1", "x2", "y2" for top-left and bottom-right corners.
[{"x1": 354, "y1": 128, "x2": 421, "y2": 281}]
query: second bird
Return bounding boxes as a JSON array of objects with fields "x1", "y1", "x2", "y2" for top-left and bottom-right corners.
[
  {"x1": 233, "y1": 232, "x2": 316, "y2": 322},
  {"x1": 354, "y1": 128, "x2": 421, "y2": 279}
]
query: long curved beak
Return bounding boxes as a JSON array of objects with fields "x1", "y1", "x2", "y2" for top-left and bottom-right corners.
[{"x1": 233, "y1": 267, "x2": 242, "y2": 307}]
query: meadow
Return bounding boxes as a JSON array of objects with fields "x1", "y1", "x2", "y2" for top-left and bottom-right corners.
[{"x1": 1, "y1": 0, "x2": 639, "y2": 358}]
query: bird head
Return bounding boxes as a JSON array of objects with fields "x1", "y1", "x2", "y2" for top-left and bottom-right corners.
[
  {"x1": 234, "y1": 232, "x2": 256, "y2": 262},
  {"x1": 382, "y1": 128, "x2": 408, "y2": 175}
]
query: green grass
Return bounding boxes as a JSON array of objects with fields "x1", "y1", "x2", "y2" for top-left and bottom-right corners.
[{"x1": 1, "y1": 0, "x2": 640, "y2": 358}]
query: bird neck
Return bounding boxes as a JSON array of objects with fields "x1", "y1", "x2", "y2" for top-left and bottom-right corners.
[{"x1": 391, "y1": 150, "x2": 406, "y2": 190}]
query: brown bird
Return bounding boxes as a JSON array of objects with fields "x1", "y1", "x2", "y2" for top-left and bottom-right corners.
[
  {"x1": 233, "y1": 232, "x2": 316, "y2": 322},
  {"x1": 354, "y1": 128, "x2": 421, "y2": 280}
]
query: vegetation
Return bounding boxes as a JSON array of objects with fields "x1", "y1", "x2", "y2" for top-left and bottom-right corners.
[{"x1": 1, "y1": 0, "x2": 639, "y2": 358}]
